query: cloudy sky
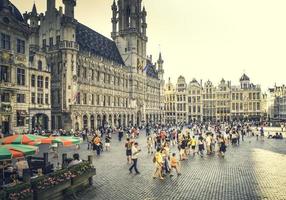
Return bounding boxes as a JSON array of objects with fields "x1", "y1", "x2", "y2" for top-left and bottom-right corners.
[{"x1": 12, "y1": 0, "x2": 286, "y2": 91}]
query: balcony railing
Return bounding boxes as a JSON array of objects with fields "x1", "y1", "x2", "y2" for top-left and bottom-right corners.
[
  {"x1": 42, "y1": 41, "x2": 79, "y2": 52},
  {"x1": 59, "y1": 41, "x2": 79, "y2": 51}
]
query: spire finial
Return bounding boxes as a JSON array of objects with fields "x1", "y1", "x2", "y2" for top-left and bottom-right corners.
[{"x1": 32, "y1": 2, "x2": 37, "y2": 15}]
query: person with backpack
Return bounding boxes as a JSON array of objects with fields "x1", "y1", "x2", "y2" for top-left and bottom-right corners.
[{"x1": 93, "y1": 134, "x2": 101, "y2": 156}]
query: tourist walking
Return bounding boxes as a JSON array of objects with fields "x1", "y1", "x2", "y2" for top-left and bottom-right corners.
[
  {"x1": 198, "y1": 136, "x2": 205, "y2": 158},
  {"x1": 170, "y1": 153, "x2": 181, "y2": 177},
  {"x1": 153, "y1": 148, "x2": 164, "y2": 180},
  {"x1": 125, "y1": 138, "x2": 133, "y2": 164},
  {"x1": 191, "y1": 136, "x2": 197, "y2": 156},
  {"x1": 105, "y1": 134, "x2": 112, "y2": 151},
  {"x1": 129, "y1": 142, "x2": 141, "y2": 175},
  {"x1": 147, "y1": 135, "x2": 154, "y2": 154}
]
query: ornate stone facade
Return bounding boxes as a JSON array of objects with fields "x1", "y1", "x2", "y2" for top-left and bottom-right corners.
[
  {"x1": 164, "y1": 74, "x2": 262, "y2": 124},
  {"x1": 22, "y1": 0, "x2": 164, "y2": 130},
  {"x1": 267, "y1": 85, "x2": 286, "y2": 121},
  {"x1": 0, "y1": 0, "x2": 51, "y2": 135}
]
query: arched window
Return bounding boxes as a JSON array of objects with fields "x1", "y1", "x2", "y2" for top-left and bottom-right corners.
[
  {"x1": 38, "y1": 60, "x2": 42, "y2": 71},
  {"x1": 45, "y1": 77, "x2": 49, "y2": 89},
  {"x1": 83, "y1": 115, "x2": 88, "y2": 129}
]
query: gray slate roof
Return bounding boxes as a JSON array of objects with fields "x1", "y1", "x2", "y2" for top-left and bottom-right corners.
[{"x1": 76, "y1": 23, "x2": 125, "y2": 65}]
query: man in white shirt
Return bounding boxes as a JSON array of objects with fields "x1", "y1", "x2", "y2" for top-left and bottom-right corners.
[
  {"x1": 68, "y1": 153, "x2": 82, "y2": 167},
  {"x1": 129, "y1": 142, "x2": 140, "y2": 174},
  {"x1": 15, "y1": 158, "x2": 29, "y2": 179}
]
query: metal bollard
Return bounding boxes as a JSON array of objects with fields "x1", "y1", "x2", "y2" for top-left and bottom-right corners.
[
  {"x1": 88, "y1": 155, "x2": 93, "y2": 186},
  {"x1": 62, "y1": 153, "x2": 67, "y2": 169}
]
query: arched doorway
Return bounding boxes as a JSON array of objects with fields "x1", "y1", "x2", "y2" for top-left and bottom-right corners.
[
  {"x1": 137, "y1": 111, "x2": 141, "y2": 126},
  {"x1": 131, "y1": 114, "x2": 134, "y2": 126},
  {"x1": 90, "y1": 115, "x2": 95, "y2": 130},
  {"x1": 83, "y1": 115, "x2": 88, "y2": 129},
  {"x1": 108, "y1": 114, "x2": 112, "y2": 126},
  {"x1": 114, "y1": 114, "x2": 118, "y2": 127},
  {"x1": 123, "y1": 114, "x2": 126, "y2": 127},
  {"x1": 118, "y1": 114, "x2": 122, "y2": 127},
  {"x1": 75, "y1": 122, "x2": 79, "y2": 131},
  {"x1": 102, "y1": 115, "x2": 107, "y2": 128},
  {"x1": 32, "y1": 114, "x2": 49, "y2": 130},
  {"x1": 97, "y1": 115, "x2": 101, "y2": 129}
]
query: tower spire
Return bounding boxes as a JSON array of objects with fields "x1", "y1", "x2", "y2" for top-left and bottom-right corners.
[{"x1": 31, "y1": 3, "x2": 37, "y2": 16}]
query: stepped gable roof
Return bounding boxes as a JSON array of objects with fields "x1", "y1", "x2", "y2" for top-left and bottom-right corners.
[{"x1": 76, "y1": 23, "x2": 124, "y2": 65}]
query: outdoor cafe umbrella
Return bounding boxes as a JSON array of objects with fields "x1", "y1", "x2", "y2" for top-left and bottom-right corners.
[
  {"x1": 1, "y1": 134, "x2": 46, "y2": 145},
  {"x1": 0, "y1": 144, "x2": 39, "y2": 160},
  {"x1": 40, "y1": 136, "x2": 82, "y2": 147}
]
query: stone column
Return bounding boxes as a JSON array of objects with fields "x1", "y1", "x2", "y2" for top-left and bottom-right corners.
[
  {"x1": 125, "y1": 114, "x2": 128, "y2": 128},
  {"x1": 87, "y1": 113, "x2": 91, "y2": 131},
  {"x1": 94, "y1": 113, "x2": 98, "y2": 130}
]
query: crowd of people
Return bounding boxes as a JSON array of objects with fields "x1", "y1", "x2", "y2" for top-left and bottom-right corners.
[{"x1": 4, "y1": 121, "x2": 283, "y2": 181}]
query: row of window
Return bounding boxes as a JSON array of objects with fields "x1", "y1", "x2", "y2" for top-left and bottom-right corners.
[
  {"x1": 42, "y1": 36, "x2": 61, "y2": 48},
  {"x1": 0, "y1": 66, "x2": 26, "y2": 86},
  {"x1": 31, "y1": 75, "x2": 49, "y2": 89},
  {"x1": 232, "y1": 102, "x2": 260, "y2": 111},
  {"x1": 77, "y1": 68, "x2": 129, "y2": 88},
  {"x1": 1, "y1": 33, "x2": 25, "y2": 54},
  {"x1": 0, "y1": 92, "x2": 49, "y2": 105},
  {"x1": 76, "y1": 93, "x2": 129, "y2": 108},
  {"x1": 31, "y1": 92, "x2": 49, "y2": 105}
]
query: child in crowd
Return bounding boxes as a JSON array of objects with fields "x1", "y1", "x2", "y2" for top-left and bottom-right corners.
[{"x1": 170, "y1": 153, "x2": 181, "y2": 177}]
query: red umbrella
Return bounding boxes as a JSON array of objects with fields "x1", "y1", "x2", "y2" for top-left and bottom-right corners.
[{"x1": 1, "y1": 134, "x2": 45, "y2": 145}]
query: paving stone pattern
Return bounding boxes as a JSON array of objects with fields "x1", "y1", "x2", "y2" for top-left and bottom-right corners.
[{"x1": 53, "y1": 132, "x2": 286, "y2": 200}]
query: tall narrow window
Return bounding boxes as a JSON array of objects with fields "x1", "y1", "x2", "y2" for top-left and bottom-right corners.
[
  {"x1": 42, "y1": 39, "x2": 46, "y2": 48},
  {"x1": 45, "y1": 77, "x2": 49, "y2": 89},
  {"x1": 1, "y1": 33, "x2": 11, "y2": 50},
  {"x1": 49, "y1": 37, "x2": 53, "y2": 46},
  {"x1": 31, "y1": 75, "x2": 35, "y2": 87},
  {"x1": 83, "y1": 93, "x2": 87, "y2": 104},
  {"x1": 38, "y1": 61, "x2": 42, "y2": 71},
  {"x1": 45, "y1": 93, "x2": 49, "y2": 104},
  {"x1": 31, "y1": 92, "x2": 36, "y2": 104},
  {"x1": 37, "y1": 76, "x2": 43, "y2": 88},
  {"x1": 0, "y1": 65, "x2": 9, "y2": 82},
  {"x1": 17, "y1": 68, "x2": 25, "y2": 86},
  {"x1": 56, "y1": 35, "x2": 60, "y2": 45},
  {"x1": 16, "y1": 94, "x2": 25, "y2": 103},
  {"x1": 37, "y1": 93, "x2": 43, "y2": 104},
  {"x1": 16, "y1": 39, "x2": 25, "y2": 54}
]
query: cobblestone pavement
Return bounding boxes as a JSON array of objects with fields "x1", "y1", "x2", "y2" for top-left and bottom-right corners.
[{"x1": 50, "y1": 131, "x2": 286, "y2": 200}]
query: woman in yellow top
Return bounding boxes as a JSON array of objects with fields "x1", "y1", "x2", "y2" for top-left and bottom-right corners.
[
  {"x1": 190, "y1": 136, "x2": 197, "y2": 156},
  {"x1": 153, "y1": 148, "x2": 164, "y2": 180},
  {"x1": 170, "y1": 153, "x2": 181, "y2": 176}
]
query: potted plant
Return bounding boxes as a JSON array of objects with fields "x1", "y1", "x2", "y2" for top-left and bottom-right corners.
[
  {"x1": 69, "y1": 161, "x2": 96, "y2": 186},
  {"x1": 5, "y1": 182, "x2": 32, "y2": 200},
  {"x1": 32, "y1": 169, "x2": 74, "y2": 200}
]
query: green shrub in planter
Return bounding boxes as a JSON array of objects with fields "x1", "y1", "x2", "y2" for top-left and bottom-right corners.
[
  {"x1": 31, "y1": 168, "x2": 74, "y2": 191},
  {"x1": 4, "y1": 182, "x2": 32, "y2": 200}
]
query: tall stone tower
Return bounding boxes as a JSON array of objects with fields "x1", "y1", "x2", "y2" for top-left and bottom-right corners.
[
  {"x1": 157, "y1": 52, "x2": 164, "y2": 80},
  {"x1": 111, "y1": 0, "x2": 148, "y2": 71},
  {"x1": 63, "y1": 0, "x2": 76, "y2": 18}
]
